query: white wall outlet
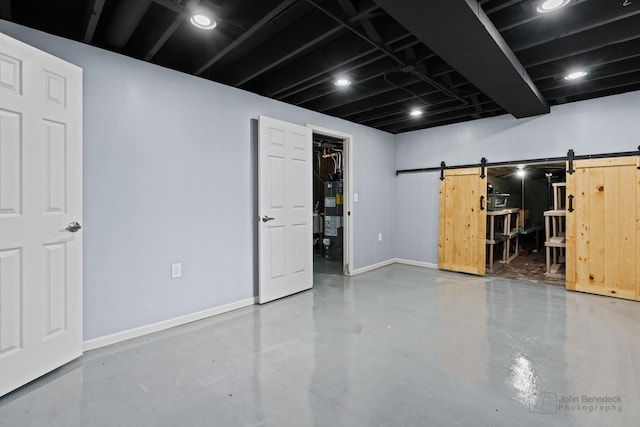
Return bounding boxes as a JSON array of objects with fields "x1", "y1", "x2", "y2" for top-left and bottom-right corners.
[
  {"x1": 354, "y1": 192, "x2": 359, "y2": 202},
  {"x1": 378, "y1": 233, "x2": 383, "y2": 242},
  {"x1": 171, "y1": 263, "x2": 182, "y2": 279}
]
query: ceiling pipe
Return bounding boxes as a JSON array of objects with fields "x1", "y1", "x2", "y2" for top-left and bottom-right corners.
[{"x1": 106, "y1": 0, "x2": 153, "y2": 49}]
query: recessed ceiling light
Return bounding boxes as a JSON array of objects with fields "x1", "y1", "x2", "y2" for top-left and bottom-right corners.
[
  {"x1": 190, "y1": 14, "x2": 217, "y2": 30},
  {"x1": 334, "y1": 79, "x2": 351, "y2": 87},
  {"x1": 536, "y1": 0, "x2": 571, "y2": 13},
  {"x1": 564, "y1": 70, "x2": 588, "y2": 80},
  {"x1": 409, "y1": 109, "x2": 423, "y2": 117}
]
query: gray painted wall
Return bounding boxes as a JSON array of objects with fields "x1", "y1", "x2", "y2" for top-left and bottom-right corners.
[
  {"x1": 395, "y1": 90, "x2": 640, "y2": 264},
  {"x1": 0, "y1": 20, "x2": 396, "y2": 340}
]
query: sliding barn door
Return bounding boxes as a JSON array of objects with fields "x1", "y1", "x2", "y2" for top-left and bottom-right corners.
[
  {"x1": 566, "y1": 157, "x2": 640, "y2": 301},
  {"x1": 0, "y1": 33, "x2": 83, "y2": 396},
  {"x1": 438, "y1": 168, "x2": 487, "y2": 275}
]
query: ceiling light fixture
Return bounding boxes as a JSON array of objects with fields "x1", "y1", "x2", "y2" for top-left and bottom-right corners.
[
  {"x1": 190, "y1": 14, "x2": 217, "y2": 30},
  {"x1": 334, "y1": 78, "x2": 351, "y2": 87},
  {"x1": 536, "y1": 0, "x2": 571, "y2": 13},
  {"x1": 409, "y1": 109, "x2": 423, "y2": 117},
  {"x1": 564, "y1": 70, "x2": 588, "y2": 80}
]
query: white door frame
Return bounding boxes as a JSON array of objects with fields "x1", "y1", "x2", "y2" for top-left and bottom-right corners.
[{"x1": 306, "y1": 124, "x2": 354, "y2": 276}]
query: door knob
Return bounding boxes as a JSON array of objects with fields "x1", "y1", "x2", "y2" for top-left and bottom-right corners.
[
  {"x1": 262, "y1": 216, "x2": 275, "y2": 223},
  {"x1": 66, "y1": 221, "x2": 82, "y2": 232}
]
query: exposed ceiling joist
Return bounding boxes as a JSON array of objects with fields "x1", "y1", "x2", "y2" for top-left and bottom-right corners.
[
  {"x1": 0, "y1": 0, "x2": 12, "y2": 20},
  {"x1": 106, "y1": 0, "x2": 152, "y2": 49},
  {"x1": 374, "y1": 0, "x2": 549, "y2": 118},
  {"x1": 195, "y1": 0, "x2": 301, "y2": 75},
  {"x1": 83, "y1": 0, "x2": 105, "y2": 43}
]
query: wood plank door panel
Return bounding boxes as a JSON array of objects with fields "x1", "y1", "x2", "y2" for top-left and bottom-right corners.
[
  {"x1": 566, "y1": 157, "x2": 640, "y2": 301},
  {"x1": 438, "y1": 168, "x2": 486, "y2": 275},
  {"x1": 0, "y1": 32, "x2": 83, "y2": 396}
]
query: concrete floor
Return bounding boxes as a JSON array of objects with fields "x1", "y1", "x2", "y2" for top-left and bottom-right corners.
[{"x1": 1, "y1": 264, "x2": 638, "y2": 426}]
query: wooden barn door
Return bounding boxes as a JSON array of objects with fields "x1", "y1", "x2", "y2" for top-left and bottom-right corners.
[
  {"x1": 566, "y1": 157, "x2": 640, "y2": 301},
  {"x1": 438, "y1": 168, "x2": 487, "y2": 275}
]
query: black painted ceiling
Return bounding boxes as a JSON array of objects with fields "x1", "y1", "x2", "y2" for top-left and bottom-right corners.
[{"x1": 2, "y1": 0, "x2": 639, "y2": 133}]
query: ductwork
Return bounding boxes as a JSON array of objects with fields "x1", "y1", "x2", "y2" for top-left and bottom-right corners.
[{"x1": 373, "y1": 0, "x2": 549, "y2": 118}]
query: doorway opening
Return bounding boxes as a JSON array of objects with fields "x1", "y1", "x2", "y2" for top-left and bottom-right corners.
[
  {"x1": 486, "y1": 162, "x2": 566, "y2": 286},
  {"x1": 312, "y1": 132, "x2": 345, "y2": 275}
]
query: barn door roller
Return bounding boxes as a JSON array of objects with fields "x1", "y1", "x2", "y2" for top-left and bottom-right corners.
[{"x1": 567, "y1": 149, "x2": 575, "y2": 175}]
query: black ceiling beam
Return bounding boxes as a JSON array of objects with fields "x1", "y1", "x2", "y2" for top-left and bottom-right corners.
[
  {"x1": 228, "y1": 5, "x2": 378, "y2": 87},
  {"x1": 336, "y1": 0, "x2": 382, "y2": 44},
  {"x1": 308, "y1": 0, "x2": 466, "y2": 105},
  {"x1": 527, "y1": 40, "x2": 640, "y2": 82},
  {"x1": 382, "y1": 105, "x2": 505, "y2": 134},
  {"x1": 336, "y1": 75, "x2": 476, "y2": 120},
  {"x1": 195, "y1": 0, "x2": 301, "y2": 75},
  {"x1": 368, "y1": 99, "x2": 500, "y2": 129},
  {"x1": 519, "y1": 15, "x2": 640, "y2": 68},
  {"x1": 144, "y1": 0, "x2": 204, "y2": 61},
  {"x1": 282, "y1": 44, "x2": 431, "y2": 107},
  {"x1": 106, "y1": 0, "x2": 153, "y2": 49},
  {"x1": 83, "y1": 0, "x2": 105, "y2": 43},
  {"x1": 349, "y1": 87, "x2": 488, "y2": 125},
  {"x1": 537, "y1": 57, "x2": 640, "y2": 93},
  {"x1": 506, "y1": 2, "x2": 640, "y2": 52},
  {"x1": 264, "y1": 30, "x2": 416, "y2": 99},
  {"x1": 374, "y1": 0, "x2": 548, "y2": 118},
  {"x1": 542, "y1": 70, "x2": 640, "y2": 101},
  {"x1": 305, "y1": 75, "x2": 425, "y2": 113},
  {"x1": 484, "y1": 0, "x2": 524, "y2": 15},
  {"x1": 282, "y1": 57, "x2": 394, "y2": 105},
  {"x1": 144, "y1": 11, "x2": 185, "y2": 61},
  {"x1": 489, "y1": 0, "x2": 589, "y2": 33},
  {"x1": 0, "y1": 0, "x2": 11, "y2": 20}
]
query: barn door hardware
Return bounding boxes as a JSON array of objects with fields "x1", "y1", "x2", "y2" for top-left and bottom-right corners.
[
  {"x1": 637, "y1": 145, "x2": 640, "y2": 170},
  {"x1": 567, "y1": 149, "x2": 575, "y2": 175},
  {"x1": 568, "y1": 194, "x2": 574, "y2": 213},
  {"x1": 480, "y1": 195, "x2": 485, "y2": 211},
  {"x1": 480, "y1": 157, "x2": 487, "y2": 179},
  {"x1": 440, "y1": 161, "x2": 446, "y2": 181}
]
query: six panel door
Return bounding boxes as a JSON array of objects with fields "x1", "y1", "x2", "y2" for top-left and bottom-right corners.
[
  {"x1": 0, "y1": 32, "x2": 83, "y2": 396},
  {"x1": 258, "y1": 116, "x2": 312, "y2": 303}
]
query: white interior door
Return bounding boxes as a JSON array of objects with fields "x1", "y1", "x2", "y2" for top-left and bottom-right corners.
[
  {"x1": 258, "y1": 116, "x2": 312, "y2": 303},
  {"x1": 0, "y1": 33, "x2": 83, "y2": 396}
]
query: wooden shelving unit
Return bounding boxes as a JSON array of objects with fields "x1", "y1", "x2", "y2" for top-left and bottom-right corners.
[
  {"x1": 544, "y1": 181, "x2": 567, "y2": 279},
  {"x1": 486, "y1": 208, "x2": 520, "y2": 273}
]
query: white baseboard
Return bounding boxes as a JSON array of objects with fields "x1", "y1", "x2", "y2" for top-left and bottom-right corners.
[
  {"x1": 83, "y1": 297, "x2": 257, "y2": 352},
  {"x1": 350, "y1": 258, "x2": 438, "y2": 276},
  {"x1": 393, "y1": 258, "x2": 438, "y2": 269},
  {"x1": 350, "y1": 259, "x2": 396, "y2": 275}
]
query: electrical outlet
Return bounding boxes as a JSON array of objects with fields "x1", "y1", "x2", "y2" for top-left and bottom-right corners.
[
  {"x1": 354, "y1": 193, "x2": 359, "y2": 202},
  {"x1": 378, "y1": 233, "x2": 383, "y2": 242},
  {"x1": 171, "y1": 263, "x2": 182, "y2": 279}
]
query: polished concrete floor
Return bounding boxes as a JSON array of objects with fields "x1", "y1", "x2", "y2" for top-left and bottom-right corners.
[{"x1": 1, "y1": 264, "x2": 638, "y2": 426}]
